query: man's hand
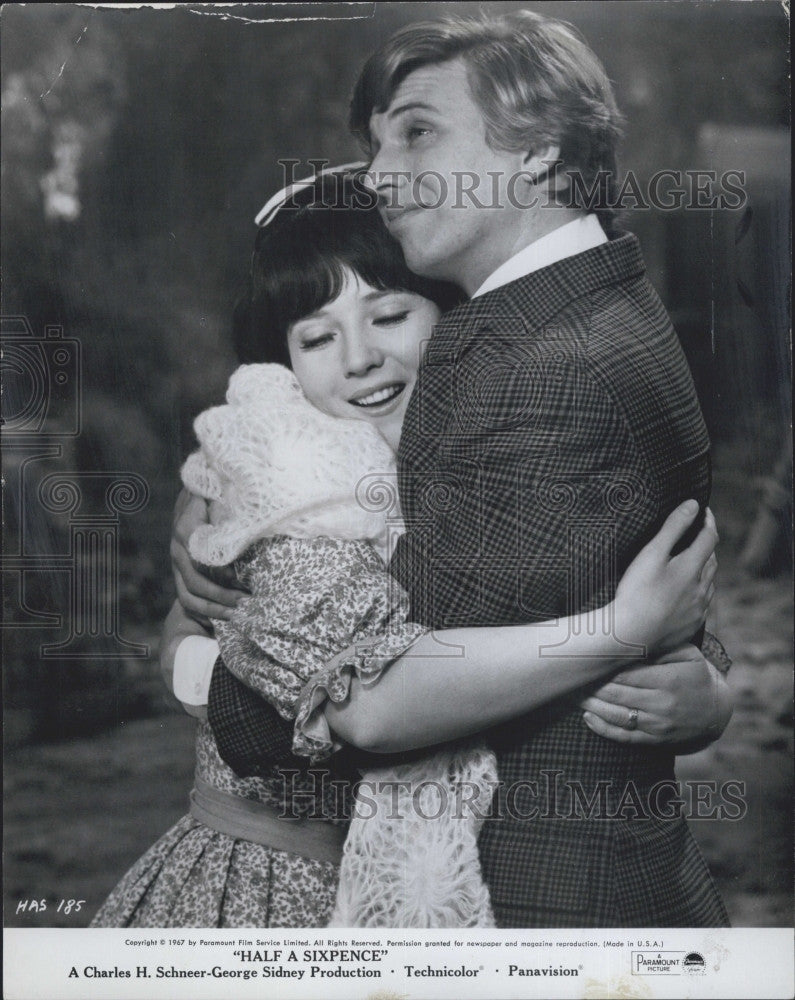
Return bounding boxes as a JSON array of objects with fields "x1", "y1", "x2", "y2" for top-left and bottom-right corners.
[
  {"x1": 160, "y1": 599, "x2": 211, "y2": 718},
  {"x1": 580, "y1": 644, "x2": 733, "y2": 752},
  {"x1": 170, "y1": 487, "x2": 246, "y2": 625}
]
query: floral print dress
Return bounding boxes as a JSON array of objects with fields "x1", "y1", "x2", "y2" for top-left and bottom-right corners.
[{"x1": 90, "y1": 536, "x2": 421, "y2": 928}]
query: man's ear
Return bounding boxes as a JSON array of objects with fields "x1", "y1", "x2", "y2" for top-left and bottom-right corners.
[{"x1": 522, "y1": 145, "x2": 563, "y2": 188}]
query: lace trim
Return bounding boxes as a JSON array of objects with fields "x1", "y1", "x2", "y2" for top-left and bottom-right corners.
[{"x1": 292, "y1": 624, "x2": 425, "y2": 762}]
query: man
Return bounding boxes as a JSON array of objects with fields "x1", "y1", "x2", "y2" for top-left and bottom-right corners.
[{"x1": 169, "y1": 12, "x2": 732, "y2": 925}]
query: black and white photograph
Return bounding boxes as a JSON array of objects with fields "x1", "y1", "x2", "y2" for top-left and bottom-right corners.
[{"x1": 2, "y1": 3, "x2": 792, "y2": 998}]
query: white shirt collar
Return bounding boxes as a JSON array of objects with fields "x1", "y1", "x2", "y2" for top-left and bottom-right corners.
[{"x1": 471, "y1": 214, "x2": 608, "y2": 299}]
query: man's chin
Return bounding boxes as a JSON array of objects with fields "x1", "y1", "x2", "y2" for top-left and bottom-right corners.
[{"x1": 400, "y1": 240, "x2": 447, "y2": 282}]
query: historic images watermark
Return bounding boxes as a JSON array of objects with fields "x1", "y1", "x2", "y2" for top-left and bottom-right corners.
[
  {"x1": 276, "y1": 768, "x2": 748, "y2": 824},
  {"x1": 275, "y1": 158, "x2": 749, "y2": 213}
]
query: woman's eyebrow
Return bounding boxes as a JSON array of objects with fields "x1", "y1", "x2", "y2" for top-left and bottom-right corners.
[
  {"x1": 362, "y1": 289, "x2": 405, "y2": 302},
  {"x1": 293, "y1": 307, "x2": 331, "y2": 323}
]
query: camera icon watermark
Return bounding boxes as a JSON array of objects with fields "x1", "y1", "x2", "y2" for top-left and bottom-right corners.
[{"x1": 1, "y1": 315, "x2": 82, "y2": 436}]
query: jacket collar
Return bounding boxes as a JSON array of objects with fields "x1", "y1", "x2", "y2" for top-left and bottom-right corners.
[{"x1": 430, "y1": 232, "x2": 646, "y2": 350}]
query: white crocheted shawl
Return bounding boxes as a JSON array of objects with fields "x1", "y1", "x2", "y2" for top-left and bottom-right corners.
[{"x1": 181, "y1": 364, "x2": 400, "y2": 566}]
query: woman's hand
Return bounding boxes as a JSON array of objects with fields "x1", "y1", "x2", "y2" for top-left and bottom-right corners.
[
  {"x1": 580, "y1": 644, "x2": 733, "y2": 750},
  {"x1": 160, "y1": 599, "x2": 211, "y2": 718},
  {"x1": 170, "y1": 487, "x2": 245, "y2": 625},
  {"x1": 613, "y1": 501, "x2": 718, "y2": 657}
]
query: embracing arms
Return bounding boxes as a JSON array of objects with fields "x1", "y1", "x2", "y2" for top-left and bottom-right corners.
[
  {"x1": 165, "y1": 497, "x2": 730, "y2": 762},
  {"x1": 311, "y1": 503, "x2": 724, "y2": 753}
]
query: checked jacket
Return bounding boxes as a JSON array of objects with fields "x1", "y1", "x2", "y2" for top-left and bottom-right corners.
[{"x1": 207, "y1": 232, "x2": 729, "y2": 928}]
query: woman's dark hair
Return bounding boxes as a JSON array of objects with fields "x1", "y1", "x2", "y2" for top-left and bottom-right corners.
[{"x1": 233, "y1": 171, "x2": 462, "y2": 366}]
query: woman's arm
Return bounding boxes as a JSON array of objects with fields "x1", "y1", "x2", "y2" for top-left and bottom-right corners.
[{"x1": 324, "y1": 502, "x2": 718, "y2": 753}]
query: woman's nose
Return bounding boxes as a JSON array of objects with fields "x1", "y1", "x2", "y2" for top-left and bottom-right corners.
[{"x1": 343, "y1": 332, "x2": 384, "y2": 377}]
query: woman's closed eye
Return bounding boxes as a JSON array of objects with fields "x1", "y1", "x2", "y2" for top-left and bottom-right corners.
[
  {"x1": 372, "y1": 310, "x2": 410, "y2": 327},
  {"x1": 298, "y1": 331, "x2": 335, "y2": 350}
]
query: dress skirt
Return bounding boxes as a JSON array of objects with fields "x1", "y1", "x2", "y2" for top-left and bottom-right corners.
[{"x1": 90, "y1": 813, "x2": 339, "y2": 928}]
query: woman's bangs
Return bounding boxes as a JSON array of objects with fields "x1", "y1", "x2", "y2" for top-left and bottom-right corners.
[
  {"x1": 269, "y1": 246, "x2": 348, "y2": 332},
  {"x1": 241, "y1": 194, "x2": 461, "y2": 367},
  {"x1": 265, "y1": 207, "x2": 412, "y2": 325}
]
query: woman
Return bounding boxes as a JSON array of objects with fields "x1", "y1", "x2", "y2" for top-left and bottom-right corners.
[{"x1": 99, "y1": 169, "x2": 721, "y2": 928}]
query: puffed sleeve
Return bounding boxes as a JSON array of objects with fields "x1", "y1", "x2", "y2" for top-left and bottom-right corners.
[
  {"x1": 293, "y1": 621, "x2": 426, "y2": 762},
  {"x1": 214, "y1": 535, "x2": 424, "y2": 725}
]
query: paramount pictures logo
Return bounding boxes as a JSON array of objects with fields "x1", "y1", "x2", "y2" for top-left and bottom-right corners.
[{"x1": 632, "y1": 951, "x2": 706, "y2": 976}]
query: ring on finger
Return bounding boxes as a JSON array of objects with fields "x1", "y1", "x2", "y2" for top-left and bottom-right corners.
[{"x1": 626, "y1": 708, "x2": 639, "y2": 731}]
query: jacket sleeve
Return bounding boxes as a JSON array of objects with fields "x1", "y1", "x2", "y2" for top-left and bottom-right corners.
[{"x1": 207, "y1": 657, "x2": 301, "y2": 775}]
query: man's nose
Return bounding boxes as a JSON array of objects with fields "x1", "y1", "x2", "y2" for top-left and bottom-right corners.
[{"x1": 364, "y1": 148, "x2": 405, "y2": 208}]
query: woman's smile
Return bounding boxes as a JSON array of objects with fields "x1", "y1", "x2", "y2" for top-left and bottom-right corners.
[
  {"x1": 287, "y1": 268, "x2": 440, "y2": 451},
  {"x1": 348, "y1": 381, "x2": 406, "y2": 409}
]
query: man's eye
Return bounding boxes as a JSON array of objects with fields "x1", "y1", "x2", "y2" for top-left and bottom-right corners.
[
  {"x1": 406, "y1": 124, "x2": 432, "y2": 144},
  {"x1": 300, "y1": 332, "x2": 334, "y2": 349},
  {"x1": 373, "y1": 311, "x2": 409, "y2": 327}
]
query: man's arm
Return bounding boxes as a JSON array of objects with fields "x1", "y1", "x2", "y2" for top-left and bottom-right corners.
[
  {"x1": 163, "y1": 608, "x2": 309, "y2": 775},
  {"x1": 319, "y1": 505, "x2": 719, "y2": 753},
  {"x1": 581, "y1": 635, "x2": 733, "y2": 752},
  {"x1": 170, "y1": 488, "x2": 247, "y2": 625},
  {"x1": 167, "y1": 488, "x2": 298, "y2": 771},
  {"x1": 168, "y1": 313, "x2": 727, "y2": 766},
  {"x1": 167, "y1": 615, "x2": 731, "y2": 771},
  {"x1": 207, "y1": 659, "x2": 306, "y2": 773},
  {"x1": 159, "y1": 600, "x2": 214, "y2": 719},
  {"x1": 373, "y1": 325, "x2": 725, "y2": 753}
]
